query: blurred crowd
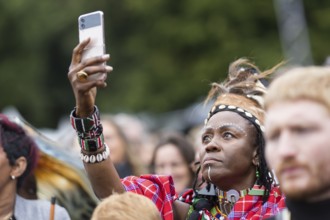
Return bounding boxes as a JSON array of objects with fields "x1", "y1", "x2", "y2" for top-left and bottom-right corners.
[
  {"x1": 1, "y1": 35, "x2": 330, "y2": 219},
  {"x1": 45, "y1": 111, "x2": 203, "y2": 193},
  {"x1": 2, "y1": 107, "x2": 203, "y2": 219}
]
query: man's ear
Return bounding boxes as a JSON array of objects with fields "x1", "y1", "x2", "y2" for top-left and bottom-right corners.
[
  {"x1": 10, "y1": 156, "x2": 27, "y2": 178},
  {"x1": 252, "y1": 148, "x2": 259, "y2": 166}
]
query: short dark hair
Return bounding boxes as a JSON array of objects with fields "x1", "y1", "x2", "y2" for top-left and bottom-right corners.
[{"x1": 0, "y1": 114, "x2": 39, "y2": 189}]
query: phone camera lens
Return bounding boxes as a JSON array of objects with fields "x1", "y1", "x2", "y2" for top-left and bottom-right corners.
[
  {"x1": 80, "y1": 18, "x2": 85, "y2": 23},
  {"x1": 81, "y1": 24, "x2": 85, "y2": 29}
]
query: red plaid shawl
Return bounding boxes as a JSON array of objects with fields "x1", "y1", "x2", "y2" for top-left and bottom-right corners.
[
  {"x1": 226, "y1": 185, "x2": 286, "y2": 219},
  {"x1": 122, "y1": 175, "x2": 286, "y2": 220},
  {"x1": 122, "y1": 175, "x2": 177, "y2": 220}
]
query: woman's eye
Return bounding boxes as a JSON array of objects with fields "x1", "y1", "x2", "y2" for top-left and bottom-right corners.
[
  {"x1": 222, "y1": 132, "x2": 234, "y2": 139},
  {"x1": 202, "y1": 135, "x2": 212, "y2": 144}
]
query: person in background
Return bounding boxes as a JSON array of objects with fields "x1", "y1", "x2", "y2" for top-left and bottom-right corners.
[
  {"x1": 264, "y1": 66, "x2": 330, "y2": 219},
  {"x1": 187, "y1": 124, "x2": 206, "y2": 190},
  {"x1": 114, "y1": 113, "x2": 155, "y2": 167},
  {"x1": 150, "y1": 132, "x2": 195, "y2": 195},
  {"x1": 0, "y1": 114, "x2": 70, "y2": 220},
  {"x1": 91, "y1": 192, "x2": 161, "y2": 220},
  {"x1": 101, "y1": 114, "x2": 146, "y2": 177},
  {"x1": 17, "y1": 173, "x2": 38, "y2": 200},
  {"x1": 67, "y1": 39, "x2": 286, "y2": 220}
]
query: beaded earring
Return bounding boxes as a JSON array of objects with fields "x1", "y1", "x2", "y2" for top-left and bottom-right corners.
[{"x1": 256, "y1": 166, "x2": 260, "y2": 184}]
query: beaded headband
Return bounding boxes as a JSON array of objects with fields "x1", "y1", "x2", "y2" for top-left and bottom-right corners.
[{"x1": 204, "y1": 104, "x2": 265, "y2": 133}]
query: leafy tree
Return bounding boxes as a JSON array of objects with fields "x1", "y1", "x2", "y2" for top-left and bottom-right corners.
[{"x1": 0, "y1": 0, "x2": 329, "y2": 128}]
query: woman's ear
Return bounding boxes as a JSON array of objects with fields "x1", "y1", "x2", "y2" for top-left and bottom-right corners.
[
  {"x1": 252, "y1": 148, "x2": 259, "y2": 166},
  {"x1": 10, "y1": 156, "x2": 27, "y2": 179}
]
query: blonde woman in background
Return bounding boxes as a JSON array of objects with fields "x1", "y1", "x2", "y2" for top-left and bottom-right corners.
[{"x1": 91, "y1": 192, "x2": 161, "y2": 220}]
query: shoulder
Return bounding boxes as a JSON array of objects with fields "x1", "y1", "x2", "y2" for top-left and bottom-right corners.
[{"x1": 15, "y1": 195, "x2": 70, "y2": 220}]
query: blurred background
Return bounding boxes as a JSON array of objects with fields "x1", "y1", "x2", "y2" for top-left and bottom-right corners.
[
  {"x1": 0, "y1": 0, "x2": 329, "y2": 131},
  {"x1": 2, "y1": 1, "x2": 330, "y2": 219}
]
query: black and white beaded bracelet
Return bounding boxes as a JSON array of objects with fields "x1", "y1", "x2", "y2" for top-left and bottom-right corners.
[
  {"x1": 70, "y1": 106, "x2": 101, "y2": 133},
  {"x1": 80, "y1": 144, "x2": 110, "y2": 164}
]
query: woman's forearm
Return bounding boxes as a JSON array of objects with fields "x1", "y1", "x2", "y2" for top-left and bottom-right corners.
[{"x1": 84, "y1": 158, "x2": 125, "y2": 199}]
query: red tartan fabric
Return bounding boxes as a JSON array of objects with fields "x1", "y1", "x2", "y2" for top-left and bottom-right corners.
[
  {"x1": 122, "y1": 175, "x2": 177, "y2": 220},
  {"x1": 121, "y1": 175, "x2": 286, "y2": 220},
  {"x1": 228, "y1": 185, "x2": 286, "y2": 219},
  {"x1": 180, "y1": 185, "x2": 286, "y2": 220}
]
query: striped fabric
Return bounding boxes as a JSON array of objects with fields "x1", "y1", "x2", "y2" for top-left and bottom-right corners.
[
  {"x1": 122, "y1": 175, "x2": 286, "y2": 220},
  {"x1": 70, "y1": 106, "x2": 100, "y2": 133},
  {"x1": 228, "y1": 186, "x2": 286, "y2": 219}
]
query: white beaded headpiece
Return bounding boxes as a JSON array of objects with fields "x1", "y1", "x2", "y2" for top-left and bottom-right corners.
[{"x1": 204, "y1": 104, "x2": 265, "y2": 133}]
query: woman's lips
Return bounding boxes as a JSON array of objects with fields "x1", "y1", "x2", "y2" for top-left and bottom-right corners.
[{"x1": 202, "y1": 157, "x2": 222, "y2": 165}]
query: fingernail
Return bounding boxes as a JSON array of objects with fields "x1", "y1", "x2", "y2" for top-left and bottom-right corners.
[
  {"x1": 102, "y1": 54, "x2": 110, "y2": 59},
  {"x1": 106, "y1": 66, "x2": 113, "y2": 71}
]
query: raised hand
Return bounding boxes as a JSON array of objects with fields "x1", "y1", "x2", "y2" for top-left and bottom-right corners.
[{"x1": 68, "y1": 38, "x2": 113, "y2": 117}]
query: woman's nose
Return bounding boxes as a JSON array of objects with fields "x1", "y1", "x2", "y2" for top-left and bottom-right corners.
[
  {"x1": 162, "y1": 166, "x2": 174, "y2": 175},
  {"x1": 204, "y1": 139, "x2": 221, "y2": 153}
]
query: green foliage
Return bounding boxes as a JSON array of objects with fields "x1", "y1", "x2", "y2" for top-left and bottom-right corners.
[{"x1": 0, "y1": 0, "x2": 329, "y2": 127}]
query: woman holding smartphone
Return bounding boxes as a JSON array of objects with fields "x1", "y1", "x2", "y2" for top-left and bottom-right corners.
[{"x1": 68, "y1": 39, "x2": 286, "y2": 220}]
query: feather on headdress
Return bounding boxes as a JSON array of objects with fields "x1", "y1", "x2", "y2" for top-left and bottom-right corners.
[{"x1": 205, "y1": 58, "x2": 282, "y2": 125}]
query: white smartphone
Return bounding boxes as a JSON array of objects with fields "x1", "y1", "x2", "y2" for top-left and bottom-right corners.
[{"x1": 78, "y1": 11, "x2": 105, "y2": 62}]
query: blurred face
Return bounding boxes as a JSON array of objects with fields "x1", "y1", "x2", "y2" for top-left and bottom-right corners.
[
  {"x1": 265, "y1": 100, "x2": 330, "y2": 202},
  {"x1": 154, "y1": 144, "x2": 192, "y2": 194},
  {"x1": 0, "y1": 146, "x2": 11, "y2": 190},
  {"x1": 200, "y1": 111, "x2": 257, "y2": 191},
  {"x1": 192, "y1": 151, "x2": 206, "y2": 190},
  {"x1": 102, "y1": 121, "x2": 126, "y2": 164}
]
